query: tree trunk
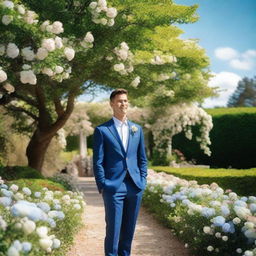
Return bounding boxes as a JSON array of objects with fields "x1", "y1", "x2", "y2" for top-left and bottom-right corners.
[{"x1": 26, "y1": 129, "x2": 54, "y2": 172}]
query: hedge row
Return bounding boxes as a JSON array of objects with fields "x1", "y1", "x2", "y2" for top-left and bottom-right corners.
[
  {"x1": 172, "y1": 107, "x2": 256, "y2": 169},
  {"x1": 152, "y1": 166, "x2": 256, "y2": 196}
]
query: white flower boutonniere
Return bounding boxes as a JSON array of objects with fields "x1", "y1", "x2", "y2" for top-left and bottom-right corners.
[{"x1": 131, "y1": 125, "x2": 138, "y2": 134}]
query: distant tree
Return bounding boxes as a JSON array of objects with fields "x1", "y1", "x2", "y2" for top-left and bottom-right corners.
[{"x1": 227, "y1": 76, "x2": 256, "y2": 107}]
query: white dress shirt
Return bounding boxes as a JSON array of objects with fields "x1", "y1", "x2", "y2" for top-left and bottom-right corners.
[{"x1": 113, "y1": 116, "x2": 129, "y2": 151}]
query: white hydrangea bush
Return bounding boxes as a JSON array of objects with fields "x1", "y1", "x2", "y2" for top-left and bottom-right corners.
[
  {"x1": 0, "y1": 176, "x2": 85, "y2": 255},
  {"x1": 143, "y1": 170, "x2": 256, "y2": 256}
]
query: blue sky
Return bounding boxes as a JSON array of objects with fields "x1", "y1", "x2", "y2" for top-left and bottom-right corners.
[
  {"x1": 79, "y1": 0, "x2": 256, "y2": 108},
  {"x1": 175, "y1": 0, "x2": 256, "y2": 107}
]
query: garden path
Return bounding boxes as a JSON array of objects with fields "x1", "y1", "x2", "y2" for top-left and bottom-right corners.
[{"x1": 67, "y1": 177, "x2": 192, "y2": 256}]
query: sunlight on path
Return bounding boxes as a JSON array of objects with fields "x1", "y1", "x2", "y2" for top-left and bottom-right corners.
[{"x1": 67, "y1": 177, "x2": 192, "y2": 256}]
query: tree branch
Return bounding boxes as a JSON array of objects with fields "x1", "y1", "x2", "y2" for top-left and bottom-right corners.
[{"x1": 4, "y1": 105, "x2": 39, "y2": 121}]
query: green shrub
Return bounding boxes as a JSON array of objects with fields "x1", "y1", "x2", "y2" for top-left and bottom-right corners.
[
  {"x1": 172, "y1": 107, "x2": 256, "y2": 169},
  {"x1": 152, "y1": 166, "x2": 256, "y2": 196},
  {"x1": 0, "y1": 166, "x2": 44, "y2": 180}
]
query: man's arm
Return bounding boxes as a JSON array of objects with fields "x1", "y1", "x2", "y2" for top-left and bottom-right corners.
[
  {"x1": 137, "y1": 126, "x2": 148, "y2": 187},
  {"x1": 93, "y1": 127, "x2": 105, "y2": 193}
]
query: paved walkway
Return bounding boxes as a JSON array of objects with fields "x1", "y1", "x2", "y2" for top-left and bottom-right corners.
[{"x1": 67, "y1": 177, "x2": 192, "y2": 256}]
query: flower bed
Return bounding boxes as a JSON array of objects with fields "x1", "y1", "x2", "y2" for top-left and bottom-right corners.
[
  {"x1": 152, "y1": 166, "x2": 256, "y2": 196},
  {"x1": 143, "y1": 169, "x2": 256, "y2": 256},
  {"x1": 0, "y1": 176, "x2": 85, "y2": 255}
]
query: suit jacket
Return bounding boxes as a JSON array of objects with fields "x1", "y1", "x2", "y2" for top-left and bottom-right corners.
[{"x1": 93, "y1": 118, "x2": 148, "y2": 194}]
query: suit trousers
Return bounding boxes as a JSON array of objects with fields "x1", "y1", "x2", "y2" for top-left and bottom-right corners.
[{"x1": 102, "y1": 174, "x2": 144, "y2": 256}]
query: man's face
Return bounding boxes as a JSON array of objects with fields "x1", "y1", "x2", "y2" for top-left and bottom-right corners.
[{"x1": 110, "y1": 93, "x2": 129, "y2": 116}]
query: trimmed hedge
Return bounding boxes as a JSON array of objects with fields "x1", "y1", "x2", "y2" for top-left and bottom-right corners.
[
  {"x1": 152, "y1": 166, "x2": 256, "y2": 196},
  {"x1": 0, "y1": 166, "x2": 44, "y2": 180},
  {"x1": 172, "y1": 107, "x2": 256, "y2": 169}
]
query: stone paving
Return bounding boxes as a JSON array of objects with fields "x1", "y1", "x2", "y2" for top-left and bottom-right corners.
[{"x1": 67, "y1": 177, "x2": 192, "y2": 256}]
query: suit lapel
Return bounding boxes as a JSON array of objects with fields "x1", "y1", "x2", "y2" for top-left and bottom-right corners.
[
  {"x1": 126, "y1": 121, "x2": 132, "y2": 154},
  {"x1": 107, "y1": 119, "x2": 126, "y2": 155}
]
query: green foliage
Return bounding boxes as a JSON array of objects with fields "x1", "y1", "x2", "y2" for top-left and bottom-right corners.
[
  {"x1": 152, "y1": 166, "x2": 256, "y2": 196},
  {"x1": 172, "y1": 107, "x2": 256, "y2": 168},
  {"x1": 0, "y1": 166, "x2": 44, "y2": 180},
  {"x1": 49, "y1": 173, "x2": 78, "y2": 191}
]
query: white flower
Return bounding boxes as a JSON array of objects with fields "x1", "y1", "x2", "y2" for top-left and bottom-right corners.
[
  {"x1": 54, "y1": 36, "x2": 63, "y2": 49},
  {"x1": 0, "y1": 45, "x2": 5, "y2": 56},
  {"x1": 39, "y1": 238, "x2": 53, "y2": 251},
  {"x1": 100, "y1": 18, "x2": 108, "y2": 25},
  {"x1": 207, "y1": 246, "x2": 214, "y2": 252},
  {"x1": 21, "y1": 242, "x2": 32, "y2": 253},
  {"x1": 13, "y1": 192, "x2": 24, "y2": 200},
  {"x1": 55, "y1": 66, "x2": 64, "y2": 74},
  {"x1": 52, "y1": 239, "x2": 61, "y2": 249},
  {"x1": 118, "y1": 49, "x2": 128, "y2": 60},
  {"x1": 51, "y1": 21, "x2": 64, "y2": 34},
  {"x1": 0, "y1": 69, "x2": 7, "y2": 83},
  {"x1": 22, "y1": 187, "x2": 31, "y2": 196},
  {"x1": 40, "y1": 20, "x2": 50, "y2": 31},
  {"x1": 73, "y1": 203, "x2": 81, "y2": 210},
  {"x1": 236, "y1": 248, "x2": 242, "y2": 253},
  {"x1": 106, "y1": 7, "x2": 117, "y2": 18},
  {"x1": 36, "y1": 48, "x2": 48, "y2": 60},
  {"x1": 36, "y1": 226, "x2": 48, "y2": 238},
  {"x1": 7, "y1": 43, "x2": 19, "y2": 58},
  {"x1": 120, "y1": 42, "x2": 129, "y2": 51},
  {"x1": 22, "y1": 219, "x2": 36, "y2": 235},
  {"x1": 17, "y1": 5, "x2": 25, "y2": 15},
  {"x1": 89, "y1": 2, "x2": 97, "y2": 9},
  {"x1": 0, "y1": 216, "x2": 7, "y2": 231},
  {"x1": 42, "y1": 68, "x2": 54, "y2": 76},
  {"x1": 64, "y1": 47, "x2": 75, "y2": 61},
  {"x1": 42, "y1": 38, "x2": 56, "y2": 52},
  {"x1": 2, "y1": 15, "x2": 13, "y2": 25},
  {"x1": 22, "y1": 64, "x2": 31, "y2": 70},
  {"x1": 3, "y1": 0, "x2": 14, "y2": 9},
  {"x1": 131, "y1": 125, "x2": 138, "y2": 133},
  {"x1": 3, "y1": 83, "x2": 15, "y2": 94},
  {"x1": 113, "y1": 63, "x2": 125, "y2": 72},
  {"x1": 203, "y1": 226, "x2": 211, "y2": 234},
  {"x1": 20, "y1": 70, "x2": 37, "y2": 85},
  {"x1": 98, "y1": 0, "x2": 107, "y2": 8},
  {"x1": 34, "y1": 192, "x2": 41, "y2": 198},
  {"x1": 234, "y1": 206, "x2": 251, "y2": 220},
  {"x1": 21, "y1": 47, "x2": 35, "y2": 61},
  {"x1": 244, "y1": 251, "x2": 253, "y2": 256},
  {"x1": 23, "y1": 10, "x2": 38, "y2": 24},
  {"x1": 233, "y1": 217, "x2": 241, "y2": 224},
  {"x1": 222, "y1": 235, "x2": 228, "y2": 241},
  {"x1": 84, "y1": 32, "x2": 94, "y2": 43},
  {"x1": 7, "y1": 246, "x2": 19, "y2": 256},
  {"x1": 107, "y1": 19, "x2": 115, "y2": 26},
  {"x1": 130, "y1": 76, "x2": 140, "y2": 88}
]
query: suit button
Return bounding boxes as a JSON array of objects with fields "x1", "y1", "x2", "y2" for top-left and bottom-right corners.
[{"x1": 126, "y1": 157, "x2": 128, "y2": 160}]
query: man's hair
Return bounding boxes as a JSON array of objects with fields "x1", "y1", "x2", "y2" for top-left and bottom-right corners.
[{"x1": 110, "y1": 88, "x2": 128, "y2": 101}]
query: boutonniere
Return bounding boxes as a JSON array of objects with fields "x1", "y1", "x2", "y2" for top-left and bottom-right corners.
[{"x1": 131, "y1": 125, "x2": 138, "y2": 134}]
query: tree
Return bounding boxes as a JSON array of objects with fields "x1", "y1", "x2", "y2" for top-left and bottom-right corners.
[
  {"x1": 227, "y1": 76, "x2": 256, "y2": 107},
  {"x1": 0, "y1": 0, "x2": 215, "y2": 172}
]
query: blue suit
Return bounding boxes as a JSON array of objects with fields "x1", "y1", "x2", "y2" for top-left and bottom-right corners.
[{"x1": 93, "y1": 118, "x2": 147, "y2": 256}]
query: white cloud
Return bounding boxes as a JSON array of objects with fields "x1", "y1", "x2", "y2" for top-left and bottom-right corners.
[
  {"x1": 214, "y1": 47, "x2": 256, "y2": 71},
  {"x1": 214, "y1": 47, "x2": 239, "y2": 60},
  {"x1": 202, "y1": 71, "x2": 241, "y2": 108},
  {"x1": 230, "y1": 59, "x2": 253, "y2": 70}
]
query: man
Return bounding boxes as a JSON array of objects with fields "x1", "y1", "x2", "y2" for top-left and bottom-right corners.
[{"x1": 93, "y1": 88, "x2": 148, "y2": 256}]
